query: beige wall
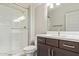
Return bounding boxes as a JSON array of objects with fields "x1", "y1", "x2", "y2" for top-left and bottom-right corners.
[
  {"x1": 35, "y1": 4, "x2": 47, "y2": 34},
  {"x1": 28, "y1": 4, "x2": 47, "y2": 45}
]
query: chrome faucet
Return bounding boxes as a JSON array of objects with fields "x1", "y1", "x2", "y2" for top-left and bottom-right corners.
[
  {"x1": 58, "y1": 31, "x2": 60, "y2": 36},
  {"x1": 53, "y1": 25, "x2": 62, "y2": 36},
  {"x1": 58, "y1": 28, "x2": 62, "y2": 36}
]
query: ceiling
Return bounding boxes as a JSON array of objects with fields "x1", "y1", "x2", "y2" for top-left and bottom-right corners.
[
  {"x1": 16, "y1": 3, "x2": 42, "y2": 9},
  {"x1": 15, "y1": 3, "x2": 31, "y2": 9}
]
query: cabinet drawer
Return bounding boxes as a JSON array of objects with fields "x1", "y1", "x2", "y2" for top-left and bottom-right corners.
[
  {"x1": 59, "y1": 40, "x2": 79, "y2": 53},
  {"x1": 37, "y1": 37, "x2": 46, "y2": 44},
  {"x1": 54, "y1": 48, "x2": 79, "y2": 56},
  {"x1": 46, "y1": 38, "x2": 58, "y2": 47}
]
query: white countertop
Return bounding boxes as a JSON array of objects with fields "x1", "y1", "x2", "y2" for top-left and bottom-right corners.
[{"x1": 37, "y1": 34, "x2": 79, "y2": 42}]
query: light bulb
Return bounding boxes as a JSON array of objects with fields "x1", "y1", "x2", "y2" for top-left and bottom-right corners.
[
  {"x1": 46, "y1": 3, "x2": 50, "y2": 6},
  {"x1": 56, "y1": 3, "x2": 61, "y2": 5},
  {"x1": 50, "y1": 4, "x2": 53, "y2": 8},
  {"x1": 47, "y1": 3, "x2": 54, "y2": 8}
]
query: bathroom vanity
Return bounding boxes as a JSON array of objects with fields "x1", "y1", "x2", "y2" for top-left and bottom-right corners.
[{"x1": 37, "y1": 34, "x2": 79, "y2": 56}]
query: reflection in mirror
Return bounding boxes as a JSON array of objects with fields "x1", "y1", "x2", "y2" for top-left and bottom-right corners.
[
  {"x1": 13, "y1": 16, "x2": 25, "y2": 22},
  {"x1": 47, "y1": 3, "x2": 64, "y2": 31},
  {"x1": 66, "y1": 10, "x2": 79, "y2": 31},
  {"x1": 47, "y1": 3, "x2": 79, "y2": 31}
]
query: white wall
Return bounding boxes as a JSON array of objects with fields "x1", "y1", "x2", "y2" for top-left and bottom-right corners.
[
  {"x1": 28, "y1": 5, "x2": 36, "y2": 45},
  {"x1": 48, "y1": 3, "x2": 79, "y2": 31}
]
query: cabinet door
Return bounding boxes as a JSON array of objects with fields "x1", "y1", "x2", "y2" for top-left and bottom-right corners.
[
  {"x1": 53, "y1": 48, "x2": 79, "y2": 56},
  {"x1": 37, "y1": 43, "x2": 51, "y2": 56}
]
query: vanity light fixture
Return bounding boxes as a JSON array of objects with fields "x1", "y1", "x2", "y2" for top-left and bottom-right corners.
[
  {"x1": 50, "y1": 4, "x2": 54, "y2": 8},
  {"x1": 46, "y1": 3, "x2": 50, "y2": 6},
  {"x1": 47, "y1": 3, "x2": 54, "y2": 8},
  {"x1": 56, "y1": 3, "x2": 61, "y2": 6}
]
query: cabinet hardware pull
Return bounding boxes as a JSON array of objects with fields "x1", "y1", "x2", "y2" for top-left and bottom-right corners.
[
  {"x1": 51, "y1": 49, "x2": 53, "y2": 56},
  {"x1": 48, "y1": 48, "x2": 50, "y2": 56},
  {"x1": 63, "y1": 44, "x2": 75, "y2": 48}
]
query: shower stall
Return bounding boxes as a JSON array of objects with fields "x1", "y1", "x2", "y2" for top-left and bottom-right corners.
[{"x1": 0, "y1": 4, "x2": 29, "y2": 56}]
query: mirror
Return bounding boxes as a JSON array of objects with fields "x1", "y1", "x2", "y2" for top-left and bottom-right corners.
[
  {"x1": 65, "y1": 10, "x2": 79, "y2": 31},
  {"x1": 47, "y1": 3, "x2": 79, "y2": 31}
]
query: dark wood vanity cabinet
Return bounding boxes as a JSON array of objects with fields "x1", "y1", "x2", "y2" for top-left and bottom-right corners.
[
  {"x1": 53, "y1": 48, "x2": 79, "y2": 56},
  {"x1": 37, "y1": 43, "x2": 51, "y2": 56},
  {"x1": 37, "y1": 36, "x2": 79, "y2": 56},
  {"x1": 37, "y1": 37, "x2": 57, "y2": 56},
  {"x1": 37, "y1": 37, "x2": 52, "y2": 56}
]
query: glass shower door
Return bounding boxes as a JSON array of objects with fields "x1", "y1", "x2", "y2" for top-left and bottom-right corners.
[{"x1": 0, "y1": 4, "x2": 28, "y2": 56}]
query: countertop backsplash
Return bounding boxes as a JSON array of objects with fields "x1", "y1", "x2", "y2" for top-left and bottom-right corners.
[{"x1": 47, "y1": 31, "x2": 79, "y2": 36}]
